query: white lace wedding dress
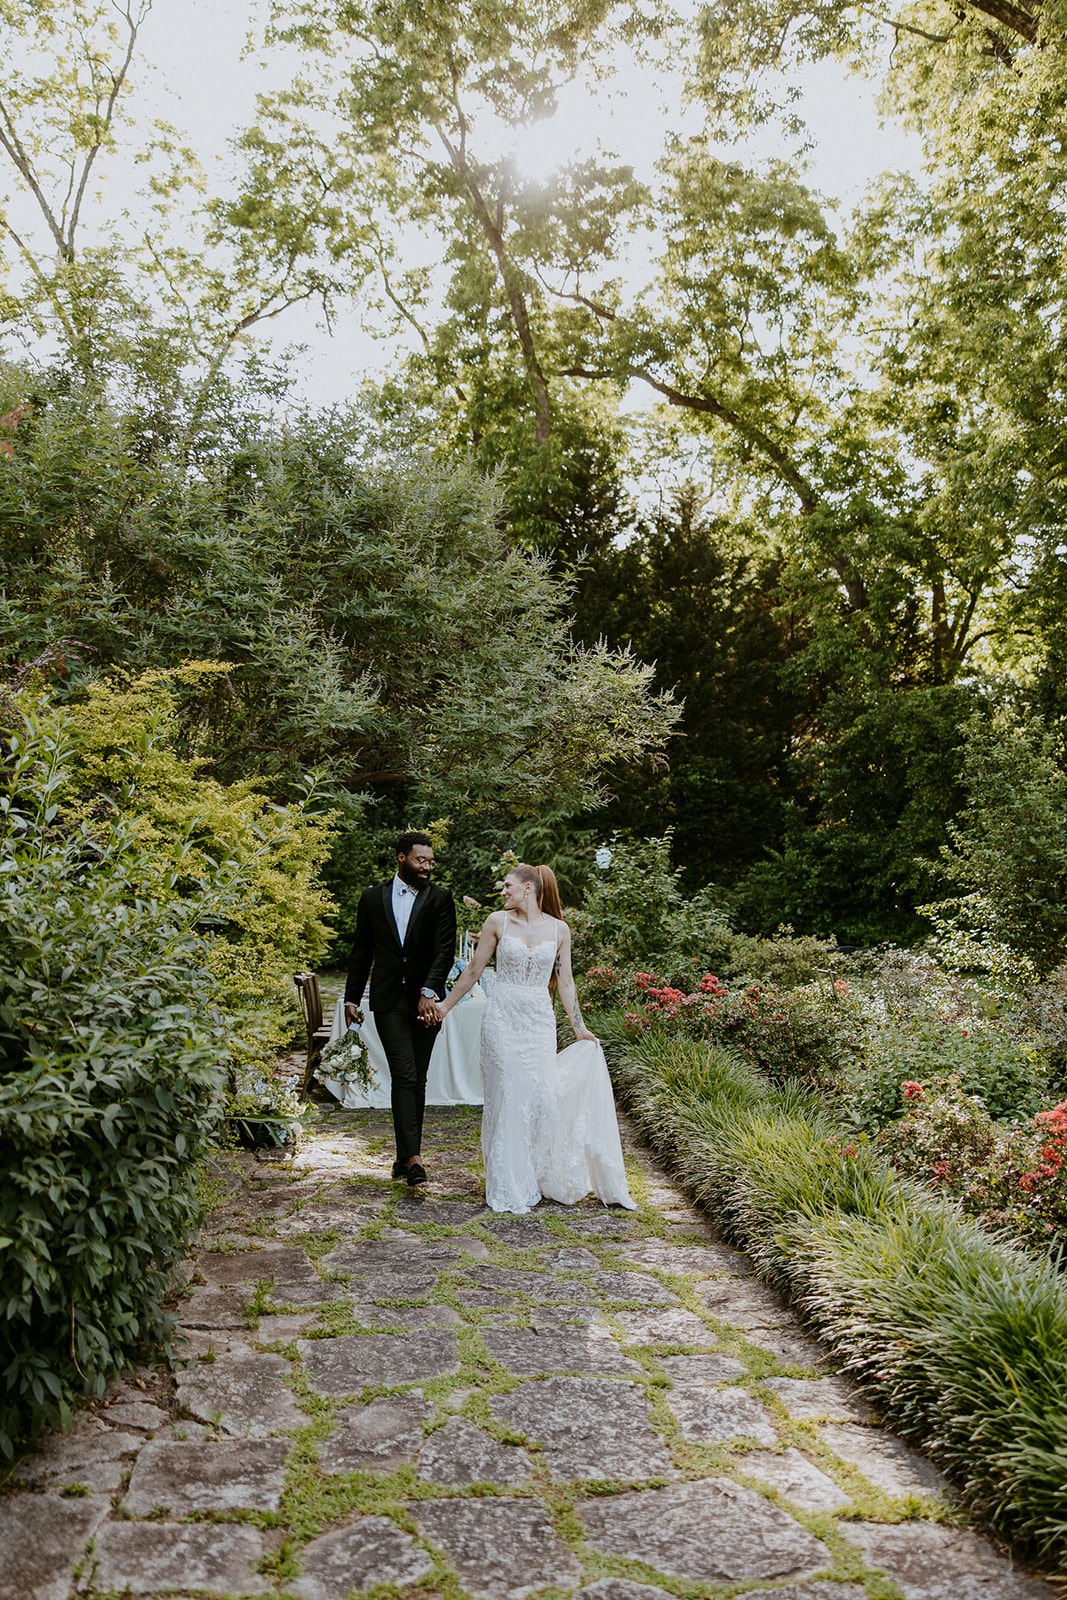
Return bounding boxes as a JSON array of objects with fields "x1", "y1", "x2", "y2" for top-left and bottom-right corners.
[{"x1": 479, "y1": 915, "x2": 636, "y2": 1215}]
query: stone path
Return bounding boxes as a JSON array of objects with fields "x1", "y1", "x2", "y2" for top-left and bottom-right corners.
[{"x1": 2, "y1": 1104, "x2": 1058, "y2": 1600}]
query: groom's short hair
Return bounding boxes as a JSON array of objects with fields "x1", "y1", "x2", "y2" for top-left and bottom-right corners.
[{"x1": 397, "y1": 830, "x2": 434, "y2": 856}]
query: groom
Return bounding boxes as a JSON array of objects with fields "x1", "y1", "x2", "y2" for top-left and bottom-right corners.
[{"x1": 344, "y1": 832, "x2": 457, "y2": 1186}]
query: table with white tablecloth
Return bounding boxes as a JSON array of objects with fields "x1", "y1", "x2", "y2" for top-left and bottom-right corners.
[{"x1": 322, "y1": 988, "x2": 486, "y2": 1109}]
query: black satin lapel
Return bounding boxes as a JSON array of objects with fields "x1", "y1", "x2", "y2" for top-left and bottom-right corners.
[{"x1": 382, "y1": 881, "x2": 402, "y2": 948}]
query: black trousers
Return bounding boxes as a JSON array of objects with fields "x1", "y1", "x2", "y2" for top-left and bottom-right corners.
[{"x1": 374, "y1": 1008, "x2": 439, "y2": 1162}]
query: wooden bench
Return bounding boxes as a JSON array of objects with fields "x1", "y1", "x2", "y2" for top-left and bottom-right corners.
[{"x1": 293, "y1": 972, "x2": 333, "y2": 1096}]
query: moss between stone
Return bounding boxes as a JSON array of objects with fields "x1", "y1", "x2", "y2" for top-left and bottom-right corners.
[{"x1": 148, "y1": 1106, "x2": 977, "y2": 1600}]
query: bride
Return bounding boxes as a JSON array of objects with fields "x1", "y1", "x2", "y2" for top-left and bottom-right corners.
[{"x1": 436, "y1": 863, "x2": 636, "y2": 1215}]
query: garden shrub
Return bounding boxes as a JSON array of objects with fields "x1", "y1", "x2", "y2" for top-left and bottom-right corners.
[
  {"x1": 610, "y1": 1032, "x2": 1067, "y2": 1558},
  {"x1": 844, "y1": 1015, "x2": 1050, "y2": 1129},
  {"x1": 876, "y1": 1083, "x2": 1067, "y2": 1253},
  {"x1": 716, "y1": 924, "x2": 850, "y2": 988},
  {"x1": 0, "y1": 672, "x2": 337, "y2": 1450},
  {"x1": 587, "y1": 966, "x2": 864, "y2": 1093},
  {"x1": 60, "y1": 666, "x2": 335, "y2": 1074},
  {"x1": 570, "y1": 831, "x2": 733, "y2": 971},
  {"x1": 572, "y1": 832, "x2": 847, "y2": 989},
  {"x1": 0, "y1": 702, "x2": 228, "y2": 1454},
  {"x1": 1007, "y1": 964, "x2": 1067, "y2": 1089},
  {"x1": 923, "y1": 713, "x2": 1067, "y2": 979}
]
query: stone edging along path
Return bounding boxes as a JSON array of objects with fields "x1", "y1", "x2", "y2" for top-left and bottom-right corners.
[{"x1": 1, "y1": 1104, "x2": 1060, "y2": 1600}]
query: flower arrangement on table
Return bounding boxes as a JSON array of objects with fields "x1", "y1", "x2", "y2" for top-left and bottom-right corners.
[{"x1": 319, "y1": 1025, "x2": 376, "y2": 1094}]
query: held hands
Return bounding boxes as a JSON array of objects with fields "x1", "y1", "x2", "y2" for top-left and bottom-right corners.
[{"x1": 417, "y1": 994, "x2": 442, "y2": 1027}]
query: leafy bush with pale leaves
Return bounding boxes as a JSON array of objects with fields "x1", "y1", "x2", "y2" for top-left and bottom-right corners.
[
  {"x1": 0, "y1": 703, "x2": 228, "y2": 1454},
  {"x1": 60, "y1": 665, "x2": 336, "y2": 1077},
  {"x1": 0, "y1": 675, "x2": 336, "y2": 1452}
]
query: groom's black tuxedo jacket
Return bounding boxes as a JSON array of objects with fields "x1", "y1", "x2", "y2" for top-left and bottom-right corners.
[{"x1": 343, "y1": 880, "x2": 457, "y2": 1016}]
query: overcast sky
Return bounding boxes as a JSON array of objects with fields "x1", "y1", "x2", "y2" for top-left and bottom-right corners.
[{"x1": 65, "y1": 0, "x2": 924, "y2": 407}]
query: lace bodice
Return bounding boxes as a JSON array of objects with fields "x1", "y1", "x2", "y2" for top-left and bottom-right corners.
[
  {"x1": 479, "y1": 910, "x2": 635, "y2": 1215},
  {"x1": 495, "y1": 916, "x2": 558, "y2": 987}
]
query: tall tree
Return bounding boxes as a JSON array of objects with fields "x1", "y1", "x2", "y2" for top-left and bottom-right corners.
[
  {"x1": 0, "y1": 366, "x2": 676, "y2": 813},
  {"x1": 574, "y1": 482, "x2": 815, "y2": 888},
  {"x1": 222, "y1": 0, "x2": 659, "y2": 552},
  {"x1": 0, "y1": 0, "x2": 374, "y2": 393}
]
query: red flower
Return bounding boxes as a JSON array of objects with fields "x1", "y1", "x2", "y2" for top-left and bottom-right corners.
[{"x1": 901, "y1": 1081, "x2": 925, "y2": 1101}]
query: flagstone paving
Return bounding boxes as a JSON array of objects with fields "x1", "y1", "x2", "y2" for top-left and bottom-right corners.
[{"x1": 2, "y1": 1103, "x2": 1059, "y2": 1600}]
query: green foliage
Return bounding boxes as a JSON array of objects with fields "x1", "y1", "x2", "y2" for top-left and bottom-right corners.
[
  {"x1": 601, "y1": 967, "x2": 863, "y2": 1093},
  {"x1": 844, "y1": 1017, "x2": 1049, "y2": 1131},
  {"x1": 0, "y1": 699, "x2": 229, "y2": 1454},
  {"x1": 0, "y1": 664, "x2": 341, "y2": 1447},
  {"x1": 317, "y1": 801, "x2": 398, "y2": 956},
  {"x1": 569, "y1": 830, "x2": 732, "y2": 971},
  {"x1": 231, "y1": 2, "x2": 655, "y2": 553},
  {"x1": 740, "y1": 686, "x2": 977, "y2": 943},
  {"x1": 572, "y1": 484, "x2": 810, "y2": 891},
  {"x1": 875, "y1": 1085, "x2": 1067, "y2": 1254},
  {"x1": 56, "y1": 666, "x2": 336, "y2": 1072},
  {"x1": 611, "y1": 1032, "x2": 1067, "y2": 1558},
  {"x1": 923, "y1": 714, "x2": 1067, "y2": 979},
  {"x1": 716, "y1": 925, "x2": 850, "y2": 988},
  {"x1": 0, "y1": 374, "x2": 675, "y2": 816},
  {"x1": 1007, "y1": 965, "x2": 1067, "y2": 1090}
]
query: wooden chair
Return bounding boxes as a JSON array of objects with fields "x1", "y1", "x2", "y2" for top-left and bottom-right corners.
[{"x1": 293, "y1": 972, "x2": 333, "y2": 1096}]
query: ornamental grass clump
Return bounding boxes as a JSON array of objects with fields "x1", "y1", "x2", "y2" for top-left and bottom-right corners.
[{"x1": 610, "y1": 1033, "x2": 1067, "y2": 1558}]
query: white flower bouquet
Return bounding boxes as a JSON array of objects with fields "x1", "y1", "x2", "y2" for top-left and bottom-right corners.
[
  {"x1": 319, "y1": 1025, "x2": 375, "y2": 1093},
  {"x1": 227, "y1": 1067, "x2": 304, "y2": 1148}
]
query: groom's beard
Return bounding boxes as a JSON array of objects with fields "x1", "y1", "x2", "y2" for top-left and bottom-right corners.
[{"x1": 399, "y1": 863, "x2": 431, "y2": 890}]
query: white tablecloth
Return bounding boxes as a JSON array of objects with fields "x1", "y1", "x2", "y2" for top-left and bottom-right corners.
[{"x1": 323, "y1": 990, "x2": 485, "y2": 1108}]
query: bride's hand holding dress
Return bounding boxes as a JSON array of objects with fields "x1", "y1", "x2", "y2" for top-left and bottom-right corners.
[{"x1": 437, "y1": 884, "x2": 635, "y2": 1215}]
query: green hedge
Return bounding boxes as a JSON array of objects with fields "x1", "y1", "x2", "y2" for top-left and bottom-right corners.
[
  {"x1": 608, "y1": 1031, "x2": 1067, "y2": 1560},
  {"x1": 0, "y1": 705, "x2": 228, "y2": 1455}
]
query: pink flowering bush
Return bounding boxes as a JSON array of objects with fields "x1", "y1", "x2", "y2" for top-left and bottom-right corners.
[
  {"x1": 600, "y1": 967, "x2": 863, "y2": 1091},
  {"x1": 876, "y1": 1081, "x2": 1067, "y2": 1251}
]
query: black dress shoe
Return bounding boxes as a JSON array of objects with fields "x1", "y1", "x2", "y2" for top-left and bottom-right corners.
[
  {"x1": 406, "y1": 1161, "x2": 427, "y2": 1186},
  {"x1": 391, "y1": 1159, "x2": 406, "y2": 1180}
]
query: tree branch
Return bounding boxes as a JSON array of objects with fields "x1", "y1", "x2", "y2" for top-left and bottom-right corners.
[
  {"x1": 67, "y1": 0, "x2": 147, "y2": 256},
  {"x1": 0, "y1": 98, "x2": 70, "y2": 260},
  {"x1": 560, "y1": 361, "x2": 821, "y2": 513},
  {"x1": 962, "y1": 0, "x2": 1039, "y2": 45},
  {"x1": 0, "y1": 217, "x2": 78, "y2": 344},
  {"x1": 433, "y1": 62, "x2": 553, "y2": 446}
]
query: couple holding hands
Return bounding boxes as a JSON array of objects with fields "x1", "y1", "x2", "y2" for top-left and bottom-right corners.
[{"x1": 343, "y1": 832, "x2": 634, "y2": 1214}]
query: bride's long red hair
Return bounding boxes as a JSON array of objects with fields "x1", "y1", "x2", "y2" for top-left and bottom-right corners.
[{"x1": 512, "y1": 863, "x2": 564, "y2": 920}]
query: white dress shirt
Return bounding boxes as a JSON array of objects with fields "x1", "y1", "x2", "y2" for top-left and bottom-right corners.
[{"x1": 391, "y1": 873, "x2": 419, "y2": 944}]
